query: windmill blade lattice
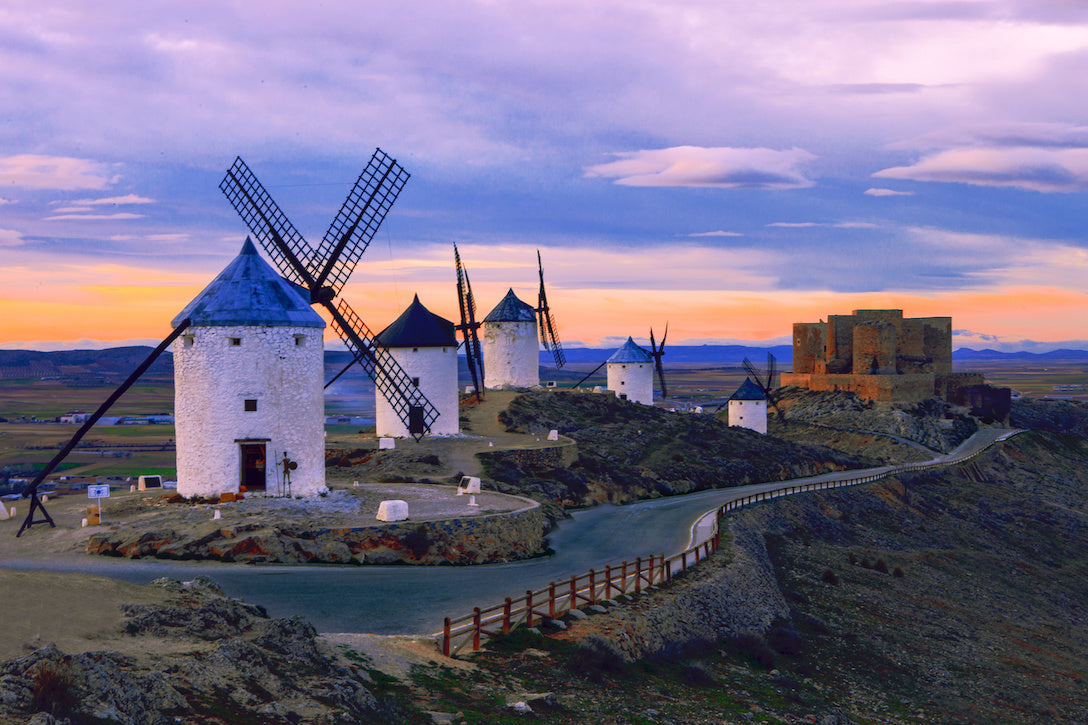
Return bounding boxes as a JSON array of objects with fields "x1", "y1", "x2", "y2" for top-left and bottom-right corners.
[
  {"x1": 313, "y1": 150, "x2": 410, "y2": 294},
  {"x1": 220, "y1": 151, "x2": 437, "y2": 439},
  {"x1": 220, "y1": 157, "x2": 319, "y2": 292},
  {"x1": 536, "y1": 250, "x2": 565, "y2": 369},
  {"x1": 453, "y1": 244, "x2": 484, "y2": 399},
  {"x1": 331, "y1": 298, "x2": 439, "y2": 432},
  {"x1": 650, "y1": 324, "x2": 668, "y2": 399}
]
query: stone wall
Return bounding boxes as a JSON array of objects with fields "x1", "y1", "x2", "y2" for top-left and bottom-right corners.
[
  {"x1": 86, "y1": 498, "x2": 547, "y2": 565},
  {"x1": 482, "y1": 319, "x2": 539, "y2": 389}
]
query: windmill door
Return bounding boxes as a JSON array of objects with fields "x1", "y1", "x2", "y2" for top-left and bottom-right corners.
[{"x1": 239, "y1": 443, "x2": 267, "y2": 491}]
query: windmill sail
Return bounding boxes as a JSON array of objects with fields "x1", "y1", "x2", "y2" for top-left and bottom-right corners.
[
  {"x1": 536, "y1": 250, "x2": 565, "y2": 369},
  {"x1": 220, "y1": 151, "x2": 437, "y2": 439},
  {"x1": 649, "y1": 324, "x2": 668, "y2": 399},
  {"x1": 453, "y1": 244, "x2": 484, "y2": 399}
]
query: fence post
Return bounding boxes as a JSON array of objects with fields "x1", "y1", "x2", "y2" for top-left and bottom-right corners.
[
  {"x1": 472, "y1": 607, "x2": 482, "y2": 651},
  {"x1": 605, "y1": 564, "x2": 613, "y2": 599},
  {"x1": 682, "y1": 550, "x2": 687, "y2": 571},
  {"x1": 548, "y1": 582, "x2": 557, "y2": 618},
  {"x1": 525, "y1": 590, "x2": 534, "y2": 628},
  {"x1": 589, "y1": 569, "x2": 597, "y2": 603},
  {"x1": 442, "y1": 617, "x2": 451, "y2": 656},
  {"x1": 635, "y1": 556, "x2": 642, "y2": 592},
  {"x1": 622, "y1": 561, "x2": 628, "y2": 594},
  {"x1": 659, "y1": 552, "x2": 665, "y2": 584},
  {"x1": 503, "y1": 598, "x2": 512, "y2": 635},
  {"x1": 569, "y1": 575, "x2": 577, "y2": 610},
  {"x1": 665, "y1": 558, "x2": 672, "y2": 582}
]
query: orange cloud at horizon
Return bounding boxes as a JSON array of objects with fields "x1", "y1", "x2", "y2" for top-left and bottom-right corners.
[{"x1": 3, "y1": 279, "x2": 1085, "y2": 349}]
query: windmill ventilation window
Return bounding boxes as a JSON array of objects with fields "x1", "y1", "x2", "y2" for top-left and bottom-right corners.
[
  {"x1": 244, "y1": 399, "x2": 258, "y2": 412},
  {"x1": 182, "y1": 334, "x2": 194, "y2": 348},
  {"x1": 229, "y1": 337, "x2": 242, "y2": 347},
  {"x1": 294, "y1": 334, "x2": 306, "y2": 347}
]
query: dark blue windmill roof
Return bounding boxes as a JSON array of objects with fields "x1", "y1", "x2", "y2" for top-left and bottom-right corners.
[
  {"x1": 730, "y1": 377, "x2": 767, "y2": 401},
  {"x1": 171, "y1": 238, "x2": 324, "y2": 328},
  {"x1": 376, "y1": 295, "x2": 456, "y2": 348},
  {"x1": 483, "y1": 288, "x2": 536, "y2": 323},
  {"x1": 607, "y1": 337, "x2": 652, "y2": 364}
]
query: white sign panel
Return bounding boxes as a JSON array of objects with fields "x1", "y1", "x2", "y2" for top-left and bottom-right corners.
[{"x1": 87, "y1": 484, "x2": 110, "y2": 499}]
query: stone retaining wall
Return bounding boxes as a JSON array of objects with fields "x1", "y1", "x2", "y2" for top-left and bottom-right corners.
[{"x1": 86, "y1": 499, "x2": 546, "y2": 565}]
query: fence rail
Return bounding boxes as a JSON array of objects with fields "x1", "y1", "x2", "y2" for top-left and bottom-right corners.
[{"x1": 436, "y1": 430, "x2": 1022, "y2": 656}]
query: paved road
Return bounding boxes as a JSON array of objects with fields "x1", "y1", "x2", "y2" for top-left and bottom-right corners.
[{"x1": 1, "y1": 428, "x2": 1017, "y2": 635}]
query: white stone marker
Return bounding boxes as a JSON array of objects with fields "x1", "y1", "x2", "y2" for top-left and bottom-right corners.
[
  {"x1": 379, "y1": 437, "x2": 396, "y2": 450},
  {"x1": 0, "y1": 504, "x2": 9, "y2": 521},
  {"x1": 547, "y1": 429, "x2": 559, "y2": 441},
  {"x1": 376, "y1": 500, "x2": 409, "y2": 522},
  {"x1": 468, "y1": 495, "x2": 479, "y2": 507},
  {"x1": 213, "y1": 509, "x2": 222, "y2": 520},
  {"x1": 457, "y1": 476, "x2": 481, "y2": 495}
]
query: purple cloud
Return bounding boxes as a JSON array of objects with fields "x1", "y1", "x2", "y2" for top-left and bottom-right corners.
[{"x1": 585, "y1": 146, "x2": 816, "y2": 189}]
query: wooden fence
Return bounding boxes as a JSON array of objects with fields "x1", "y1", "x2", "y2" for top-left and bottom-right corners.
[{"x1": 436, "y1": 430, "x2": 1021, "y2": 656}]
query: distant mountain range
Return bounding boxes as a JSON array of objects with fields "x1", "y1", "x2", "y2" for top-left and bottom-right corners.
[{"x1": 3, "y1": 344, "x2": 1087, "y2": 381}]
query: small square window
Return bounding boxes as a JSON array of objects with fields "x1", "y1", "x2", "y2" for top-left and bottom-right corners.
[
  {"x1": 294, "y1": 334, "x2": 305, "y2": 347},
  {"x1": 182, "y1": 334, "x2": 194, "y2": 348},
  {"x1": 229, "y1": 337, "x2": 241, "y2": 347},
  {"x1": 411, "y1": 377, "x2": 420, "y2": 387},
  {"x1": 244, "y1": 399, "x2": 257, "y2": 412}
]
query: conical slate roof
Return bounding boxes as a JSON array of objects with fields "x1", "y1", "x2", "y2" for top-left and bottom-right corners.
[
  {"x1": 376, "y1": 295, "x2": 456, "y2": 348},
  {"x1": 171, "y1": 238, "x2": 324, "y2": 328},
  {"x1": 730, "y1": 377, "x2": 767, "y2": 401},
  {"x1": 607, "y1": 337, "x2": 652, "y2": 364},
  {"x1": 483, "y1": 288, "x2": 536, "y2": 323}
]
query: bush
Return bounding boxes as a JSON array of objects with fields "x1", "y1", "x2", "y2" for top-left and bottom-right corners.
[
  {"x1": 567, "y1": 636, "x2": 627, "y2": 682},
  {"x1": 848, "y1": 553, "x2": 858, "y2": 565},
  {"x1": 893, "y1": 567, "x2": 905, "y2": 578},
  {"x1": 860, "y1": 558, "x2": 871, "y2": 569},
  {"x1": 820, "y1": 569, "x2": 839, "y2": 585},
  {"x1": 730, "y1": 635, "x2": 776, "y2": 670},
  {"x1": 31, "y1": 664, "x2": 78, "y2": 717},
  {"x1": 874, "y1": 558, "x2": 889, "y2": 574}
]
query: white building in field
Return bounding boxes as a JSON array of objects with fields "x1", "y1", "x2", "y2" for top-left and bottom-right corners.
[
  {"x1": 172, "y1": 238, "x2": 327, "y2": 498},
  {"x1": 728, "y1": 377, "x2": 767, "y2": 434},
  {"x1": 606, "y1": 337, "x2": 654, "y2": 405},
  {"x1": 374, "y1": 295, "x2": 459, "y2": 438},
  {"x1": 481, "y1": 288, "x2": 538, "y2": 389}
]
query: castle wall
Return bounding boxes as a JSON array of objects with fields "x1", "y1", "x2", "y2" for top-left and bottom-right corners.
[
  {"x1": 792, "y1": 322, "x2": 825, "y2": 374},
  {"x1": 825, "y1": 315, "x2": 854, "y2": 373},
  {"x1": 482, "y1": 319, "x2": 539, "y2": 389},
  {"x1": 174, "y1": 324, "x2": 326, "y2": 498},
  {"x1": 920, "y1": 317, "x2": 953, "y2": 373},
  {"x1": 375, "y1": 344, "x2": 459, "y2": 438},
  {"x1": 852, "y1": 321, "x2": 897, "y2": 375},
  {"x1": 781, "y1": 372, "x2": 938, "y2": 403},
  {"x1": 607, "y1": 360, "x2": 654, "y2": 405}
]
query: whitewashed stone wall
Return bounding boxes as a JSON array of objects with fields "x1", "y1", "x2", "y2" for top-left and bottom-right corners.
[
  {"x1": 174, "y1": 325, "x2": 327, "y2": 497},
  {"x1": 482, "y1": 320, "x2": 539, "y2": 389},
  {"x1": 729, "y1": 399, "x2": 768, "y2": 434},
  {"x1": 375, "y1": 345, "x2": 459, "y2": 437},
  {"x1": 607, "y1": 361, "x2": 654, "y2": 405}
]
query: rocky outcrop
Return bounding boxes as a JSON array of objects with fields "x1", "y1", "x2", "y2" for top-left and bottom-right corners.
[{"x1": 0, "y1": 577, "x2": 405, "y2": 724}]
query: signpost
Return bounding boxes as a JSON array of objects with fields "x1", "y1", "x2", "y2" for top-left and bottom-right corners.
[{"x1": 87, "y1": 484, "x2": 109, "y2": 524}]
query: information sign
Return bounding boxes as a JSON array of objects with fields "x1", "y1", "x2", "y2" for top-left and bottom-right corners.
[{"x1": 87, "y1": 484, "x2": 110, "y2": 499}]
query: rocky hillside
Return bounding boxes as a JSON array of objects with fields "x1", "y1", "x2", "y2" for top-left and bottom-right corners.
[
  {"x1": 1010, "y1": 396, "x2": 1088, "y2": 438},
  {"x1": 0, "y1": 577, "x2": 417, "y2": 724},
  {"x1": 773, "y1": 386, "x2": 979, "y2": 453},
  {"x1": 480, "y1": 390, "x2": 868, "y2": 510},
  {"x1": 405, "y1": 428, "x2": 1088, "y2": 723}
]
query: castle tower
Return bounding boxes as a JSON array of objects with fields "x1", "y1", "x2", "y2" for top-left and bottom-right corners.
[
  {"x1": 728, "y1": 378, "x2": 768, "y2": 434},
  {"x1": 374, "y1": 295, "x2": 459, "y2": 437},
  {"x1": 606, "y1": 337, "x2": 654, "y2": 405},
  {"x1": 481, "y1": 288, "x2": 538, "y2": 389},
  {"x1": 172, "y1": 238, "x2": 327, "y2": 498}
]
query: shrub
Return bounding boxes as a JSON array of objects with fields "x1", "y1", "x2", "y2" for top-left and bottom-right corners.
[
  {"x1": 860, "y1": 558, "x2": 871, "y2": 569},
  {"x1": 681, "y1": 662, "x2": 716, "y2": 686},
  {"x1": 893, "y1": 567, "x2": 905, "y2": 578},
  {"x1": 848, "y1": 553, "x2": 858, "y2": 565},
  {"x1": 567, "y1": 636, "x2": 626, "y2": 682},
  {"x1": 820, "y1": 569, "x2": 839, "y2": 585},
  {"x1": 730, "y1": 635, "x2": 776, "y2": 670},
  {"x1": 874, "y1": 558, "x2": 889, "y2": 574},
  {"x1": 31, "y1": 664, "x2": 78, "y2": 717}
]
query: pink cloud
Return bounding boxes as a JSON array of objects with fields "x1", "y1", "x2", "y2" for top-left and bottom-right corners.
[
  {"x1": 585, "y1": 146, "x2": 816, "y2": 189},
  {"x1": 0, "y1": 155, "x2": 115, "y2": 190}
]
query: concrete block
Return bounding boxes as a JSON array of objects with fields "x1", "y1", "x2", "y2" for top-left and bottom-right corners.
[
  {"x1": 376, "y1": 499, "x2": 409, "y2": 522},
  {"x1": 457, "y1": 476, "x2": 481, "y2": 495},
  {"x1": 547, "y1": 429, "x2": 558, "y2": 441},
  {"x1": 379, "y1": 437, "x2": 396, "y2": 450}
]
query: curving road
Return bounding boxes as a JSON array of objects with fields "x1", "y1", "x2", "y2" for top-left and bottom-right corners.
[{"x1": 0, "y1": 428, "x2": 1017, "y2": 635}]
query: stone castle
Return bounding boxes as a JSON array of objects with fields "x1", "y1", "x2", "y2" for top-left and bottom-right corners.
[{"x1": 782, "y1": 309, "x2": 984, "y2": 403}]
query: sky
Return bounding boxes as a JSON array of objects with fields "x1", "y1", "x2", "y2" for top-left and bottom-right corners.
[{"x1": 3, "y1": 1, "x2": 1088, "y2": 354}]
